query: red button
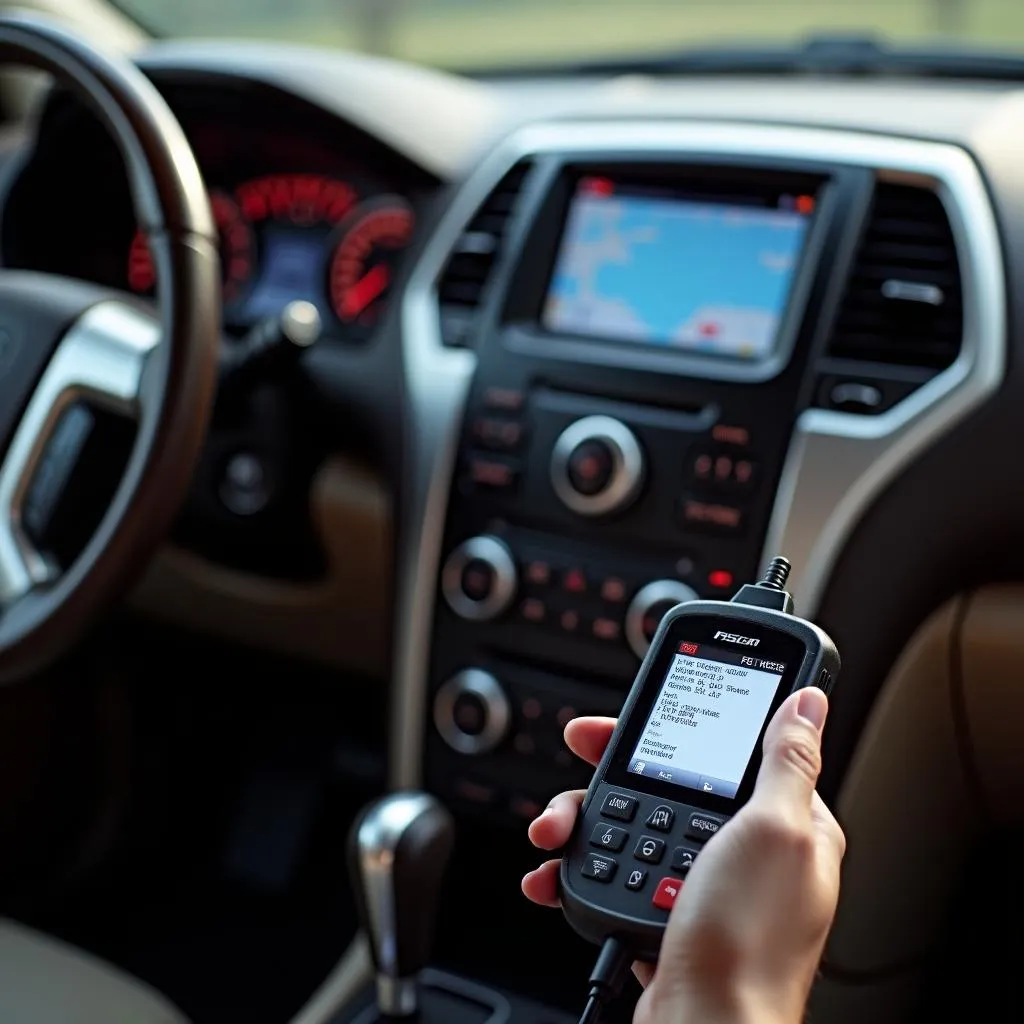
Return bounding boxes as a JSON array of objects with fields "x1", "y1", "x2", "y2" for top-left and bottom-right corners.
[
  {"x1": 593, "y1": 617, "x2": 622, "y2": 641},
  {"x1": 652, "y1": 876, "x2": 684, "y2": 911},
  {"x1": 520, "y1": 598, "x2": 546, "y2": 623},
  {"x1": 563, "y1": 569, "x2": 587, "y2": 593},
  {"x1": 600, "y1": 577, "x2": 628, "y2": 602},
  {"x1": 711, "y1": 424, "x2": 750, "y2": 446},
  {"x1": 525, "y1": 560, "x2": 551, "y2": 585},
  {"x1": 707, "y1": 569, "x2": 734, "y2": 590}
]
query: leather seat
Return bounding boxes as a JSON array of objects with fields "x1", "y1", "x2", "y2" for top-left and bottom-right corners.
[{"x1": 0, "y1": 919, "x2": 189, "y2": 1023}]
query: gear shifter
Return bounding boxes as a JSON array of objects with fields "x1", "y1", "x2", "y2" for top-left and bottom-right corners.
[{"x1": 348, "y1": 792, "x2": 455, "y2": 1018}]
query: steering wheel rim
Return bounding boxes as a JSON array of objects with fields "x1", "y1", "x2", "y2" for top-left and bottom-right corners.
[{"x1": 0, "y1": 14, "x2": 219, "y2": 681}]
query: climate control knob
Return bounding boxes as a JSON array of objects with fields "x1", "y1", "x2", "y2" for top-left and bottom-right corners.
[
  {"x1": 434, "y1": 669, "x2": 511, "y2": 755},
  {"x1": 625, "y1": 579, "x2": 699, "y2": 659},
  {"x1": 551, "y1": 416, "x2": 645, "y2": 516},
  {"x1": 441, "y1": 535, "x2": 517, "y2": 622}
]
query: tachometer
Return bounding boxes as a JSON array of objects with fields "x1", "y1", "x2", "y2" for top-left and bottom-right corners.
[
  {"x1": 128, "y1": 189, "x2": 254, "y2": 300},
  {"x1": 235, "y1": 173, "x2": 357, "y2": 227},
  {"x1": 328, "y1": 196, "x2": 414, "y2": 328}
]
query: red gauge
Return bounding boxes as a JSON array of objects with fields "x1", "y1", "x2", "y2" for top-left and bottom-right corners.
[
  {"x1": 235, "y1": 173, "x2": 357, "y2": 227},
  {"x1": 127, "y1": 189, "x2": 254, "y2": 300},
  {"x1": 329, "y1": 197, "x2": 414, "y2": 327}
]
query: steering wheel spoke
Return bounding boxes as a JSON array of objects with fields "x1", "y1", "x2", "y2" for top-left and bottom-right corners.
[{"x1": 0, "y1": 301, "x2": 161, "y2": 607}]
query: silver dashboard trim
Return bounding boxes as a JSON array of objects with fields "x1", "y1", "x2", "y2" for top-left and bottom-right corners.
[{"x1": 395, "y1": 119, "x2": 1006, "y2": 787}]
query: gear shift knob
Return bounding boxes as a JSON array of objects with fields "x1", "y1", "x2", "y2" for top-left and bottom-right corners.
[{"x1": 348, "y1": 792, "x2": 455, "y2": 1017}]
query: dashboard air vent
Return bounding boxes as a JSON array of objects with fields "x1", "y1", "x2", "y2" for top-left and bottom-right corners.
[
  {"x1": 827, "y1": 183, "x2": 963, "y2": 371},
  {"x1": 437, "y1": 161, "x2": 532, "y2": 346}
]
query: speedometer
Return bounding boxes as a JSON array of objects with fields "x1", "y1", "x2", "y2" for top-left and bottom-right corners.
[
  {"x1": 328, "y1": 196, "x2": 414, "y2": 328},
  {"x1": 127, "y1": 189, "x2": 254, "y2": 301}
]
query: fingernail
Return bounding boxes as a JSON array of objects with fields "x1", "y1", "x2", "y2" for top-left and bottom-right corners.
[{"x1": 796, "y1": 687, "x2": 828, "y2": 730}]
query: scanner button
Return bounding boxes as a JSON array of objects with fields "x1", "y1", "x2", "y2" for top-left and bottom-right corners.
[
  {"x1": 600, "y1": 792, "x2": 638, "y2": 822},
  {"x1": 646, "y1": 805, "x2": 675, "y2": 832},
  {"x1": 652, "y1": 876, "x2": 684, "y2": 911},
  {"x1": 686, "y1": 812, "x2": 724, "y2": 843},
  {"x1": 590, "y1": 824, "x2": 628, "y2": 852},
  {"x1": 581, "y1": 853, "x2": 617, "y2": 882},
  {"x1": 624, "y1": 868, "x2": 647, "y2": 891},
  {"x1": 671, "y1": 846, "x2": 700, "y2": 876},
  {"x1": 633, "y1": 836, "x2": 666, "y2": 864}
]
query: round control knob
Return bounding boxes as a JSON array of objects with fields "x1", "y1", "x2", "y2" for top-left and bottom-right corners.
[
  {"x1": 434, "y1": 669, "x2": 511, "y2": 755},
  {"x1": 551, "y1": 416, "x2": 644, "y2": 516},
  {"x1": 625, "y1": 579, "x2": 699, "y2": 659},
  {"x1": 441, "y1": 535, "x2": 517, "y2": 621}
]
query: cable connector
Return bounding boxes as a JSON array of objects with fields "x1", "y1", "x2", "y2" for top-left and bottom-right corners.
[
  {"x1": 578, "y1": 936, "x2": 633, "y2": 1024},
  {"x1": 731, "y1": 555, "x2": 795, "y2": 614}
]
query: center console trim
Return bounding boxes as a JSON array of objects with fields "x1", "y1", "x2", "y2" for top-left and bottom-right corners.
[{"x1": 393, "y1": 119, "x2": 1006, "y2": 788}]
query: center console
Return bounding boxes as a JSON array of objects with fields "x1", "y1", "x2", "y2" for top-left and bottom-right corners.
[
  {"x1": 401, "y1": 121, "x2": 992, "y2": 834},
  {"x1": 424, "y1": 152, "x2": 861, "y2": 827}
]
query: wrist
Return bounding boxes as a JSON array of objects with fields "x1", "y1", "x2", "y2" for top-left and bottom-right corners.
[{"x1": 639, "y1": 976, "x2": 801, "y2": 1024}]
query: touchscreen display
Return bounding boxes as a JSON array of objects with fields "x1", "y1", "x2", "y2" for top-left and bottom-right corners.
[
  {"x1": 543, "y1": 177, "x2": 814, "y2": 360},
  {"x1": 628, "y1": 640, "x2": 788, "y2": 799}
]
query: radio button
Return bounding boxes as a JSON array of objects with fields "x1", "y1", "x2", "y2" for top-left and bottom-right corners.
[
  {"x1": 678, "y1": 496, "x2": 745, "y2": 534},
  {"x1": 600, "y1": 792, "x2": 638, "y2": 822},
  {"x1": 567, "y1": 439, "x2": 615, "y2": 496},
  {"x1": 551, "y1": 416, "x2": 645, "y2": 517},
  {"x1": 434, "y1": 670, "x2": 511, "y2": 755},
  {"x1": 625, "y1": 580, "x2": 699, "y2": 659},
  {"x1": 442, "y1": 535, "x2": 517, "y2": 621}
]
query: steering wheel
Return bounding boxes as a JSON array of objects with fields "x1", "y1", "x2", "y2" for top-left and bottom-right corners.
[{"x1": 0, "y1": 15, "x2": 219, "y2": 681}]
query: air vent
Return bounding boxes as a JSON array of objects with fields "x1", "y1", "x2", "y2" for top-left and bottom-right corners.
[
  {"x1": 827, "y1": 183, "x2": 963, "y2": 371},
  {"x1": 437, "y1": 161, "x2": 532, "y2": 346}
]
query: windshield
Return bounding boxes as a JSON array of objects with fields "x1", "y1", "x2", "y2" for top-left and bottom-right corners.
[{"x1": 116, "y1": 0, "x2": 1024, "y2": 71}]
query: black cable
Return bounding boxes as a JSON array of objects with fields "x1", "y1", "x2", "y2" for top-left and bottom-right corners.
[{"x1": 578, "y1": 936, "x2": 633, "y2": 1024}]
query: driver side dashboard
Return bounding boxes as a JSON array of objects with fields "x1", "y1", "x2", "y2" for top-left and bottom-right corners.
[{"x1": 0, "y1": 74, "x2": 438, "y2": 633}]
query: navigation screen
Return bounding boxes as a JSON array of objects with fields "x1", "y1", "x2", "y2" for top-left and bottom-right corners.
[
  {"x1": 543, "y1": 177, "x2": 815, "y2": 359},
  {"x1": 628, "y1": 641, "x2": 788, "y2": 800}
]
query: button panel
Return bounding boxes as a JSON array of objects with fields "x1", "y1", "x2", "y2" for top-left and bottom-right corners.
[{"x1": 571, "y1": 783, "x2": 729, "y2": 925}]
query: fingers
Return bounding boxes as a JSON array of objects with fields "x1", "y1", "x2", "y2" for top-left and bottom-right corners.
[
  {"x1": 564, "y1": 716, "x2": 617, "y2": 767},
  {"x1": 521, "y1": 858, "x2": 561, "y2": 907},
  {"x1": 751, "y1": 687, "x2": 828, "y2": 818},
  {"x1": 527, "y1": 789, "x2": 585, "y2": 850}
]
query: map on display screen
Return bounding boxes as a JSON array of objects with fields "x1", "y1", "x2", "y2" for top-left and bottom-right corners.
[{"x1": 543, "y1": 178, "x2": 813, "y2": 360}]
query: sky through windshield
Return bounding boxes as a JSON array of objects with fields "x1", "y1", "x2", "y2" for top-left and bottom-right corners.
[{"x1": 116, "y1": 0, "x2": 1024, "y2": 70}]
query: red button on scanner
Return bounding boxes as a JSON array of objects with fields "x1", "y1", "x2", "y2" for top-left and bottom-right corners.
[{"x1": 652, "y1": 876, "x2": 684, "y2": 911}]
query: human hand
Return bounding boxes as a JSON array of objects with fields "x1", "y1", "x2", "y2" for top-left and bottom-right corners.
[{"x1": 522, "y1": 687, "x2": 845, "y2": 1024}]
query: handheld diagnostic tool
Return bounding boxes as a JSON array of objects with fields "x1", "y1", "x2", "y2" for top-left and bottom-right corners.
[{"x1": 559, "y1": 556, "x2": 839, "y2": 966}]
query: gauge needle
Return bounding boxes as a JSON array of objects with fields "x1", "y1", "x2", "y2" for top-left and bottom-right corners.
[{"x1": 342, "y1": 263, "x2": 390, "y2": 318}]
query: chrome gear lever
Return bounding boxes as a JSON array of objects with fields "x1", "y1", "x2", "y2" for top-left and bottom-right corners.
[{"x1": 348, "y1": 792, "x2": 455, "y2": 1017}]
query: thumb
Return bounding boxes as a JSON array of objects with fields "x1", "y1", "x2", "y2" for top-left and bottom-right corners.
[{"x1": 750, "y1": 687, "x2": 828, "y2": 817}]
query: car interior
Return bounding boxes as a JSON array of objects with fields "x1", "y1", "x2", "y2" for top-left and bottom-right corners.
[{"x1": 0, "y1": 0, "x2": 1021, "y2": 1021}]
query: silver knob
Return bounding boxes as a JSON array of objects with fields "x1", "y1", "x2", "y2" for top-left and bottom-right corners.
[
  {"x1": 625, "y1": 579, "x2": 699, "y2": 659},
  {"x1": 433, "y1": 669, "x2": 511, "y2": 755},
  {"x1": 440, "y1": 535, "x2": 517, "y2": 621},
  {"x1": 550, "y1": 415, "x2": 645, "y2": 516}
]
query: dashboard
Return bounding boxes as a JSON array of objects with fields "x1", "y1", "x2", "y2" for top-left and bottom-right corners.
[
  {"x1": 4, "y1": 39, "x2": 1024, "y2": 1022},
  {"x1": 1, "y1": 77, "x2": 436, "y2": 343}
]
